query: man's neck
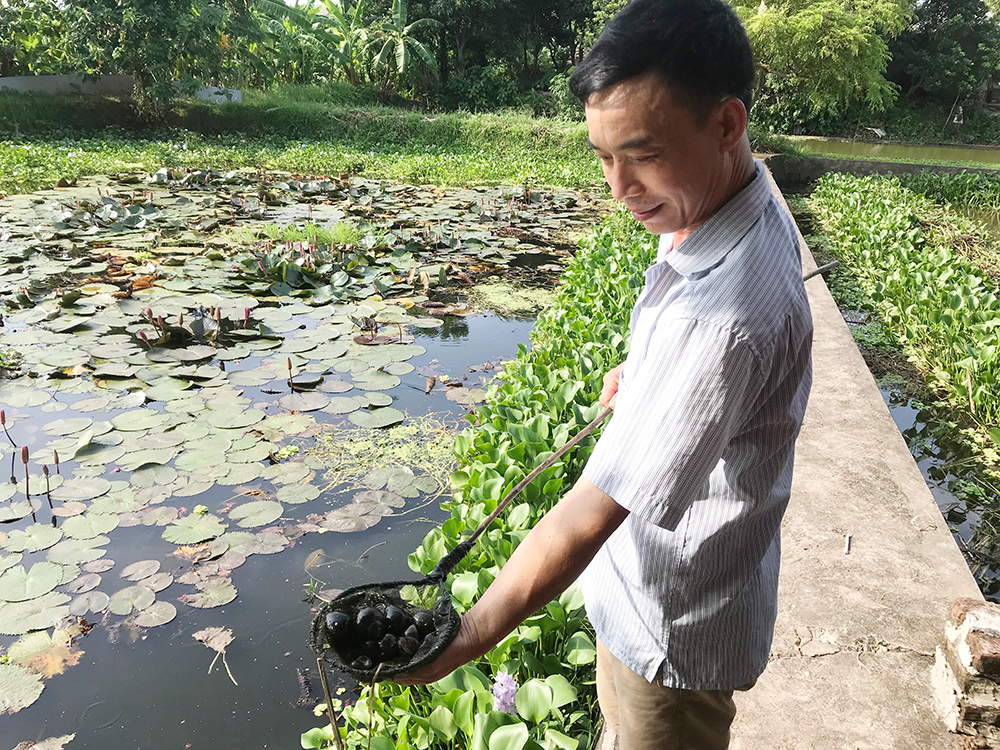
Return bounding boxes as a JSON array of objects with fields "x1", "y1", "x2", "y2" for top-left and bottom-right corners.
[{"x1": 673, "y1": 146, "x2": 756, "y2": 247}]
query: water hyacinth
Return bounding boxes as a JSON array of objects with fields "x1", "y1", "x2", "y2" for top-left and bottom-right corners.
[{"x1": 492, "y1": 671, "x2": 517, "y2": 715}]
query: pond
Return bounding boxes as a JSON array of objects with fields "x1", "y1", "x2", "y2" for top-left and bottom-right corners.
[
  {"x1": 789, "y1": 136, "x2": 1000, "y2": 167},
  {"x1": 0, "y1": 170, "x2": 601, "y2": 748}
]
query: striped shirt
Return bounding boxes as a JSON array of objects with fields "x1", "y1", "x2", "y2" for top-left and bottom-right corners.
[{"x1": 580, "y1": 161, "x2": 813, "y2": 690}]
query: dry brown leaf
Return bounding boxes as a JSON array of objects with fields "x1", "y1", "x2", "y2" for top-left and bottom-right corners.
[
  {"x1": 18, "y1": 631, "x2": 84, "y2": 679},
  {"x1": 193, "y1": 626, "x2": 234, "y2": 654}
]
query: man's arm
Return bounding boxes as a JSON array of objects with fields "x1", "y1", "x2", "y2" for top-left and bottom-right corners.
[{"x1": 395, "y1": 476, "x2": 629, "y2": 684}]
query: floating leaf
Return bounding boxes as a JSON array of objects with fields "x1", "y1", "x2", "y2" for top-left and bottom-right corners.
[
  {"x1": 0, "y1": 499, "x2": 42, "y2": 523},
  {"x1": 108, "y1": 585, "x2": 155, "y2": 616},
  {"x1": 0, "y1": 563, "x2": 63, "y2": 602},
  {"x1": 351, "y1": 371, "x2": 401, "y2": 391},
  {"x1": 193, "y1": 626, "x2": 234, "y2": 654},
  {"x1": 10, "y1": 733, "x2": 76, "y2": 750},
  {"x1": 228, "y1": 500, "x2": 283, "y2": 528},
  {"x1": 0, "y1": 591, "x2": 71, "y2": 635},
  {"x1": 65, "y1": 573, "x2": 101, "y2": 594},
  {"x1": 121, "y1": 560, "x2": 160, "y2": 581},
  {"x1": 61, "y1": 512, "x2": 119, "y2": 540},
  {"x1": 49, "y1": 477, "x2": 112, "y2": 501},
  {"x1": 276, "y1": 484, "x2": 321, "y2": 504},
  {"x1": 8, "y1": 628, "x2": 84, "y2": 678},
  {"x1": 2, "y1": 525, "x2": 63, "y2": 553},
  {"x1": 133, "y1": 600, "x2": 177, "y2": 627},
  {"x1": 0, "y1": 663, "x2": 45, "y2": 714},
  {"x1": 51, "y1": 502, "x2": 86, "y2": 518},
  {"x1": 262, "y1": 462, "x2": 311, "y2": 485},
  {"x1": 278, "y1": 392, "x2": 331, "y2": 412},
  {"x1": 111, "y1": 409, "x2": 171, "y2": 431},
  {"x1": 348, "y1": 407, "x2": 405, "y2": 429},
  {"x1": 47, "y1": 536, "x2": 110, "y2": 566},
  {"x1": 318, "y1": 506, "x2": 381, "y2": 533},
  {"x1": 42, "y1": 417, "x2": 94, "y2": 436},
  {"x1": 141, "y1": 572, "x2": 174, "y2": 592},
  {"x1": 323, "y1": 395, "x2": 362, "y2": 414},
  {"x1": 180, "y1": 578, "x2": 237, "y2": 609},
  {"x1": 206, "y1": 407, "x2": 265, "y2": 430},
  {"x1": 163, "y1": 514, "x2": 226, "y2": 545},
  {"x1": 69, "y1": 590, "x2": 110, "y2": 616}
]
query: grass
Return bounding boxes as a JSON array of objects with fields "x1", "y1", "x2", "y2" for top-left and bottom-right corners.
[{"x1": 0, "y1": 83, "x2": 796, "y2": 195}]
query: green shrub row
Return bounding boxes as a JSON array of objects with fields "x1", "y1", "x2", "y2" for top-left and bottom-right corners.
[
  {"x1": 898, "y1": 170, "x2": 1000, "y2": 212},
  {"x1": 809, "y1": 172, "x2": 1000, "y2": 428},
  {"x1": 302, "y1": 210, "x2": 655, "y2": 750}
]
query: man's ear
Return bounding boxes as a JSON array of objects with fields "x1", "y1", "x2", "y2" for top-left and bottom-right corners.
[{"x1": 714, "y1": 97, "x2": 748, "y2": 153}]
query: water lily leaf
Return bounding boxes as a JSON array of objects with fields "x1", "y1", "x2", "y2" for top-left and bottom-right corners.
[
  {"x1": 365, "y1": 392, "x2": 394, "y2": 407},
  {"x1": 111, "y1": 409, "x2": 170, "y2": 431},
  {"x1": 163, "y1": 513, "x2": 226, "y2": 545},
  {"x1": 318, "y1": 506, "x2": 381, "y2": 533},
  {"x1": 175, "y1": 449, "x2": 221, "y2": 472},
  {"x1": 51, "y1": 502, "x2": 86, "y2": 518},
  {"x1": 88, "y1": 492, "x2": 144, "y2": 515},
  {"x1": 352, "y1": 489, "x2": 405, "y2": 514},
  {"x1": 257, "y1": 463, "x2": 308, "y2": 487},
  {"x1": 121, "y1": 560, "x2": 160, "y2": 581},
  {"x1": 171, "y1": 478, "x2": 216, "y2": 497},
  {"x1": 62, "y1": 513, "x2": 119, "y2": 540},
  {"x1": 130, "y1": 464, "x2": 178, "y2": 487},
  {"x1": 172, "y1": 422, "x2": 210, "y2": 441},
  {"x1": 141, "y1": 572, "x2": 174, "y2": 592},
  {"x1": 42, "y1": 417, "x2": 94, "y2": 436},
  {"x1": 193, "y1": 626, "x2": 233, "y2": 654},
  {"x1": 0, "y1": 500, "x2": 40, "y2": 523},
  {"x1": 66, "y1": 572, "x2": 101, "y2": 594},
  {"x1": 0, "y1": 562, "x2": 63, "y2": 602},
  {"x1": 180, "y1": 578, "x2": 237, "y2": 609},
  {"x1": 383, "y1": 362, "x2": 415, "y2": 376},
  {"x1": 133, "y1": 600, "x2": 177, "y2": 627},
  {"x1": 8, "y1": 628, "x2": 84, "y2": 678},
  {"x1": 276, "y1": 483, "x2": 320, "y2": 504},
  {"x1": 82, "y1": 558, "x2": 115, "y2": 573},
  {"x1": 49, "y1": 477, "x2": 111, "y2": 501},
  {"x1": 108, "y1": 585, "x2": 155, "y2": 616},
  {"x1": 278, "y1": 392, "x2": 331, "y2": 412},
  {"x1": 0, "y1": 553, "x2": 22, "y2": 575},
  {"x1": 322, "y1": 395, "x2": 363, "y2": 414},
  {"x1": 69, "y1": 590, "x2": 110, "y2": 616},
  {"x1": 0, "y1": 591, "x2": 70, "y2": 635},
  {"x1": 207, "y1": 408, "x2": 265, "y2": 430},
  {"x1": 74, "y1": 443, "x2": 126, "y2": 466},
  {"x1": 228, "y1": 443, "x2": 273, "y2": 463},
  {"x1": 0, "y1": 663, "x2": 45, "y2": 714},
  {"x1": 446, "y1": 387, "x2": 487, "y2": 405},
  {"x1": 117, "y1": 449, "x2": 180, "y2": 472},
  {"x1": 143, "y1": 379, "x2": 193, "y2": 401},
  {"x1": 229, "y1": 500, "x2": 283, "y2": 528},
  {"x1": 47, "y1": 536, "x2": 109, "y2": 565},
  {"x1": 216, "y1": 463, "x2": 261, "y2": 485},
  {"x1": 11, "y1": 733, "x2": 77, "y2": 750},
  {"x1": 2, "y1": 525, "x2": 63, "y2": 553},
  {"x1": 349, "y1": 407, "x2": 405, "y2": 429}
]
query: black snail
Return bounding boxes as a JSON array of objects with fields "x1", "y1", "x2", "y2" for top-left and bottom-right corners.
[{"x1": 324, "y1": 601, "x2": 439, "y2": 672}]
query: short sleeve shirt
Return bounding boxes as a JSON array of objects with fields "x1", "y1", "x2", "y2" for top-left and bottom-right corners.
[{"x1": 580, "y1": 161, "x2": 813, "y2": 690}]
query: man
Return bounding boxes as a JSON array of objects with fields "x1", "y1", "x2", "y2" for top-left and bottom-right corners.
[{"x1": 398, "y1": 1, "x2": 813, "y2": 747}]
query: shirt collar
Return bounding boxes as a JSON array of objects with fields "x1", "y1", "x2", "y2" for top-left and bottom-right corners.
[{"x1": 659, "y1": 160, "x2": 770, "y2": 279}]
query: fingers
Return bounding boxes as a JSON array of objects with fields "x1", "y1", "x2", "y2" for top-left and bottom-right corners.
[{"x1": 599, "y1": 362, "x2": 625, "y2": 408}]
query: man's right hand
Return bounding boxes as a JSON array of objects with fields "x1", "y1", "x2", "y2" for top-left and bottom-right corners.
[{"x1": 600, "y1": 362, "x2": 626, "y2": 409}]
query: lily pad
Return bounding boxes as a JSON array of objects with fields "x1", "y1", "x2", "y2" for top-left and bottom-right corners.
[
  {"x1": 65, "y1": 573, "x2": 101, "y2": 594},
  {"x1": 0, "y1": 499, "x2": 42, "y2": 523},
  {"x1": 111, "y1": 409, "x2": 171, "y2": 432},
  {"x1": 2, "y1": 525, "x2": 63, "y2": 553},
  {"x1": 228, "y1": 500, "x2": 283, "y2": 528},
  {"x1": 141, "y1": 572, "x2": 174, "y2": 592},
  {"x1": 121, "y1": 560, "x2": 160, "y2": 581},
  {"x1": 276, "y1": 484, "x2": 321, "y2": 504},
  {"x1": 69, "y1": 590, "x2": 110, "y2": 616},
  {"x1": 47, "y1": 536, "x2": 110, "y2": 565},
  {"x1": 133, "y1": 600, "x2": 177, "y2": 627},
  {"x1": 206, "y1": 407, "x2": 265, "y2": 430},
  {"x1": 163, "y1": 513, "x2": 227, "y2": 545},
  {"x1": 42, "y1": 417, "x2": 94, "y2": 436},
  {"x1": 0, "y1": 663, "x2": 45, "y2": 715},
  {"x1": 108, "y1": 585, "x2": 155, "y2": 616},
  {"x1": 51, "y1": 502, "x2": 86, "y2": 518},
  {"x1": 179, "y1": 578, "x2": 237, "y2": 609},
  {"x1": 318, "y1": 506, "x2": 382, "y2": 533},
  {"x1": 0, "y1": 562, "x2": 63, "y2": 602},
  {"x1": 61, "y1": 512, "x2": 119, "y2": 540},
  {"x1": 262, "y1": 462, "x2": 311, "y2": 485},
  {"x1": 0, "y1": 591, "x2": 71, "y2": 635},
  {"x1": 278, "y1": 392, "x2": 331, "y2": 412},
  {"x1": 49, "y1": 477, "x2": 112, "y2": 501},
  {"x1": 348, "y1": 407, "x2": 405, "y2": 429}
]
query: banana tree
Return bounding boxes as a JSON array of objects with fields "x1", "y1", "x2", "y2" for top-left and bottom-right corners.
[
  {"x1": 368, "y1": 0, "x2": 440, "y2": 94},
  {"x1": 317, "y1": 0, "x2": 370, "y2": 86}
]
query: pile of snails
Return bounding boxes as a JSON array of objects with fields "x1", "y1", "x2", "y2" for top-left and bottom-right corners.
[{"x1": 325, "y1": 603, "x2": 437, "y2": 672}]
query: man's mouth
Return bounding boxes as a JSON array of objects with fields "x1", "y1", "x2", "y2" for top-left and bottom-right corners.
[{"x1": 629, "y1": 204, "x2": 662, "y2": 222}]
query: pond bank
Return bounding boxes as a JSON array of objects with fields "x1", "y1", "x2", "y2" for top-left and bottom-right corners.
[
  {"x1": 725, "y1": 173, "x2": 983, "y2": 747},
  {"x1": 765, "y1": 152, "x2": 1000, "y2": 191}
]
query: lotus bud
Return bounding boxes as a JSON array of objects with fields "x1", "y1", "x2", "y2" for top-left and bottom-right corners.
[
  {"x1": 53, "y1": 449, "x2": 59, "y2": 474},
  {"x1": 20, "y1": 446, "x2": 27, "y2": 465},
  {"x1": 178, "y1": 311, "x2": 184, "y2": 327},
  {"x1": 21, "y1": 446, "x2": 28, "y2": 498},
  {"x1": 156, "y1": 315, "x2": 165, "y2": 331},
  {"x1": 42, "y1": 464, "x2": 49, "y2": 477},
  {"x1": 145, "y1": 307, "x2": 153, "y2": 321},
  {"x1": 243, "y1": 307, "x2": 250, "y2": 328},
  {"x1": 215, "y1": 307, "x2": 221, "y2": 324},
  {"x1": 137, "y1": 330, "x2": 151, "y2": 349},
  {"x1": 286, "y1": 356, "x2": 293, "y2": 376},
  {"x1": 258, "y1": 260, "x2": 266, "y2": 275}
]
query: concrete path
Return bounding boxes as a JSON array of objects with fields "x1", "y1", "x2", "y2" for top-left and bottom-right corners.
[
  {"x1": 593, "y1": 171, "x2": 982, "y2": 749},
  {"x1": 727, "y1": 174, "x2": 983, "y2": 748}
]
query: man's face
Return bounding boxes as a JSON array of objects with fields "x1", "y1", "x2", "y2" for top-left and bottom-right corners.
[{"x1": 585, "y1": 73, "x2": 728, "y2": 237}]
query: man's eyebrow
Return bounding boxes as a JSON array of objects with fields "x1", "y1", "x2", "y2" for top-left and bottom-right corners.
[{"x1": 586, "y1": 137, "x2": 654, "y2": 151}]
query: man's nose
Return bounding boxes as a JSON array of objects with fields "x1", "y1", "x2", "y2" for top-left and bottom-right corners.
[{"x1": 606, "y1": 161, "x2": 641, "y2": 203}]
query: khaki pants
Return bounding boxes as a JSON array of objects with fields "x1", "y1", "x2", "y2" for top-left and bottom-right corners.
[{"x1": 596, "y1": 640, "x2": 751, "y2": 750}]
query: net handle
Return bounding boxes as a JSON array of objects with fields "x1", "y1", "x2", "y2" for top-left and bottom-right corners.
[{"x1": 427, "y1": 406, "x2": 613, "y2": 582}]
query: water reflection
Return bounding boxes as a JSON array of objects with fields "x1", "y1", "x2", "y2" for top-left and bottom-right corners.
[{"x1": 791, "y1": 136, "x2": 1000, "y2": 166}]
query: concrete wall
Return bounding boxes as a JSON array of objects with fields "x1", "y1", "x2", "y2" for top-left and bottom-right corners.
[
  {"x1": 0, "y1": 75, "x2": 241, "y2": 103},
  {"x1": 765, "y1": 153, "x2": 1000, "y2": 191}
]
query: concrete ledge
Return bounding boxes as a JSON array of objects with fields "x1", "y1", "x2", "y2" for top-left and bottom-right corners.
[
  {"x1": 728, "y1": 171, "x2": 984, "y2": 748},
  {"x1": 765, "y1": 153, "x2": 1000, "y2": 189}
]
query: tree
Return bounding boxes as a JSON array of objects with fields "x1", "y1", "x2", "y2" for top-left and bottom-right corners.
[
  {"x1": 0, "y1": 0, "x2": 71, "y2": 77},
  {"x1": 886, "y1": 0, "x2": 1000, "y2": 107},
  {"x1": 368, "y1": 0, "x2": 439, "y2": 94},
  {"x1": 733, "y1": 0, "x2": 909, "y2": 126}
]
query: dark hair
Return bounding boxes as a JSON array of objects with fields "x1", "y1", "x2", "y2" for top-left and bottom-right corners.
[{"x1": 569, "y1": 0, "x2": 755, "y2": 123}]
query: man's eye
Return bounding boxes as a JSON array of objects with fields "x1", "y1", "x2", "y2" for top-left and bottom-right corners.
[{"x1": 632, "y1": 155, "x2": 655, "y2": 164}]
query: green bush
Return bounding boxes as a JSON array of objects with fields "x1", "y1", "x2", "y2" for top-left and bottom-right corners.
[
  {"x1": 549, "y1": 72, "x2": 583, "y2": 122},
  {"x1": 303, "y1": 210, "x2": 655, "y2": 750},
  {"x1": 809, "y1": 172, "x2": 1000, "y2": 428},
  {"x1": 434, "y1": 67, "x2": 526, "y2": 114}
]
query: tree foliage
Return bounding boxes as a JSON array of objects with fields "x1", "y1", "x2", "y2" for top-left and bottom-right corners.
[
  {"x1": 886, "y1": 0, "x2": 1000, "y2": 106},
  {"x1": 0, "y1": 0, "x2": 70, "y2": 77},
  {"x1": 734, "y1": 0, "x2": 909, "y2": 128}
]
